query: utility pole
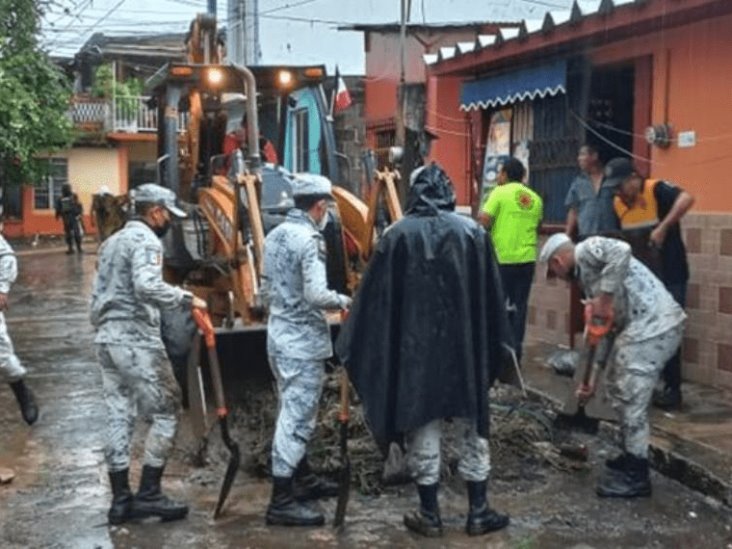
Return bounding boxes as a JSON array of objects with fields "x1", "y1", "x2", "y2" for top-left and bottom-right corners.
[
  {"x1": 395, "y1": 0, "x2": 411, "y2": 203},
  {"x1": 395, "y1": 0, "x2": 410, "y2": 149},
  {"x1": 227, "y1": 0, "x2": 259, "y2": 66}
]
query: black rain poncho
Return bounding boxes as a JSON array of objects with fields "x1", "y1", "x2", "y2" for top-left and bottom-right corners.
[{"x1": 335, "y1": 164, "x2": 512, "y2": 452}]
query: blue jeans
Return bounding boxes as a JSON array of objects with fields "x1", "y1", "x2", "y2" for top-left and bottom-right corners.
[
  {"x1": 499, "y1": 262, "x2": 535, "y2": 363},
  {"x1": 662, "y1": 282, "x2": 687, "y2": 391}
]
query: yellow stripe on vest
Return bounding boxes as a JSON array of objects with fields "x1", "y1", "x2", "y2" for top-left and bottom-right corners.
[{"x1": 613, "y1": 179, "x2": 660, "y2": 230}]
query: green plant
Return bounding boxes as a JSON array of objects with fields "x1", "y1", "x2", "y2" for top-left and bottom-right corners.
[
  {"x1": 91, "y1": 63, "x2": 144, "y2": 119},
  {"x1": 0, "y1": 0, "x2": 72, "y2": 187}
]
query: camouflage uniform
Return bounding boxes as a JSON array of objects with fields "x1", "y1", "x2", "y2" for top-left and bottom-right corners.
[
  {"x1": 0, "y1": 236, "x2": 26, "y2": 382},
  {"x1": 91, "y1": 220, "x2": 193, "y2": 472},
  {"x1": 262, "y1": 208, "x2": 350, "y2": 477},
  {"x1": 406, "y1": 419, "x2": 490, "y2": 485},
  {"x1": 575, "y1": 237, "x2": 686, "y2": 458}
]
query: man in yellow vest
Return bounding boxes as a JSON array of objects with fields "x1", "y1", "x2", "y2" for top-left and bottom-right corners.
[
  {"x1": 479, "y1": 157, "x2": 543, "y2": 363},
  {"x1": 609, "y1": 158, "x2": 695, "y2": 410}
]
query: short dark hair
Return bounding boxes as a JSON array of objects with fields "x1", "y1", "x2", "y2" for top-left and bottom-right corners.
[
  {"x1": 135, "y1": 201, "x2": 159, "y2": 216},
  {"x1": 501, "y1": 157, "x2": 526, "y2": 182},
  {"x1": 294, "y1": 194, "x2": 330, "y2": 211},
  {"x1": 580, "y1": 143, "x2": 599, "y2": 156}
]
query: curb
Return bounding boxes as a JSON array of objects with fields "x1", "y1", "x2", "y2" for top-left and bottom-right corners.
[{"x1": 524, "y1": 383, "x2": 732, "y2": 507}]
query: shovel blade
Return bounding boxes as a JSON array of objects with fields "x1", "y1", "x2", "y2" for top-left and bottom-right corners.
[
  {"x1": 333, "y1": 420, "x2": 350, "y2": 528},
  {"x1": 213, "y1": 418, "x2": 241, "y2": 519},
  {"x1": 333, "y1": 458, "x2": 351, "y2": 528},
  {"x1": 555, "y1": 405, "x2": 599, "y2": 434}
]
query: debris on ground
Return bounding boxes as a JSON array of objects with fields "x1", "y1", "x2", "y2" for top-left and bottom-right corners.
[{"x1": 189, "y1": 374, "x2": 590, "y2": 496}]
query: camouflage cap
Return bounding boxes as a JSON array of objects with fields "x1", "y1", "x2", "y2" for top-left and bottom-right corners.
[
  {"x1": 133, "y1": 183, "x2": 186, "y2": 218},
  {"x1": 291, "y1": 174, "x2": 333, "y2": 198}
]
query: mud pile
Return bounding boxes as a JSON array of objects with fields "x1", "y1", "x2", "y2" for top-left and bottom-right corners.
[{"x1": 190, "y1": 374, "x2": 588, "y2": 494}]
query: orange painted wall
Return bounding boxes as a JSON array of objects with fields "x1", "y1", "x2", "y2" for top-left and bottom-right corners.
[
  {"x1": 5, "y1": 146, "x2": 124, "y2": 238},
  {"x1": 425, "y1": 75, "x2": 470, "y2": 204},
  {"x1": 591, "y1": 12, "x2": 732, "y2": 212}
]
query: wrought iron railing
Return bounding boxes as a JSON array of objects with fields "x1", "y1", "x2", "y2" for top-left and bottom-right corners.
[{"x1": 69, "y1": 95, "x2": 188, "y2": 134}]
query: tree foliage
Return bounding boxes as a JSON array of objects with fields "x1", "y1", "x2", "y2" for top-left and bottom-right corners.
[{"x1": 0, "y1": 0, "x2": 73, "y2": 187}]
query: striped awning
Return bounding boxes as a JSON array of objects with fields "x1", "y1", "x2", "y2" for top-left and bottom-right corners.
[{"x1": 460, "y1": 59, "x2": 567, "y2": 111}]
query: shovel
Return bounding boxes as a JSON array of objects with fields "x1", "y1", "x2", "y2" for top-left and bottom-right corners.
[
  {"x1": 333, "y1": 366, "x2": 351, "y2": 528},
  {"x1": 334, "y1": 309, "x2": 351, "y2": 529},
  {"x1": 555, "y1": 306, "x2": 615, "y2": 434},
  {"x1": 192, "y1": 308, "x2": 241, "y2": 519}
]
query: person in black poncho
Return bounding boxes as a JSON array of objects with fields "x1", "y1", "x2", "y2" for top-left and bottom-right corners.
[{"x1": 336, "y1": 163, "x2": 512, "y2": 538}]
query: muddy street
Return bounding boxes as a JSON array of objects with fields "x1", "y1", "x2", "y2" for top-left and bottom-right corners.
[{"x1": 0, "y1": 250, "x2": 731, "y2": 549}]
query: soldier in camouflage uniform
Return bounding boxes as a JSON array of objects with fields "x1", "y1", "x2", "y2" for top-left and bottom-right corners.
[
  {"x1": 540, "y1": 233, "x2": 686, "y2": 498},
  {"x1": 261, "y1": 174, "x2": 351, "y2": 527},
  {"x1": 91, "y1": 184, "x2": 207, "y2": 525},
  {"x1": 55, "y1": 183, "x2": 83, "y2": 254},
  {"x1": 0, "y1": 228, "x2": 39, "y2": 426}
]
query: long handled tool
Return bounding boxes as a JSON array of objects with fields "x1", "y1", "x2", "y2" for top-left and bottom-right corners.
[
  {"x1": 192, "y1": 308, "x2": 241, "y2": 519},
  {"x1": 333, "y1": 309, "x2": 351, "y2": 528},
  {"x1": 333, "y1": 366, "x2": 351, "y2": 528},
  {"x1": 556, "y1": 304, "x2": 614, "y2": 434}
]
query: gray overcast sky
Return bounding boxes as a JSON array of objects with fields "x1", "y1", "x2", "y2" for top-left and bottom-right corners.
[{"x1": 41, "y1": 0, "x2": 573, "y2": 74}]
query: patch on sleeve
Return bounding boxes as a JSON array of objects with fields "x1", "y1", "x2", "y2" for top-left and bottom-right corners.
[{"x1": 145, "y1": 247, "x2": 162, "y2": 266}]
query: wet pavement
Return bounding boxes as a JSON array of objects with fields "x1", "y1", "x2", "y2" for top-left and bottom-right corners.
[{"x1": 1, "y1": 249, "x2": 731, "y2": 548}]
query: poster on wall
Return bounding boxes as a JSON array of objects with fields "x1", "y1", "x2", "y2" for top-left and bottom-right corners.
[
  {"x1": 513, "y1": 139, "x2": 530, "y2": 182},
  {"x1": 481, "y1": 109, "x2": 512, "y2": 205}
]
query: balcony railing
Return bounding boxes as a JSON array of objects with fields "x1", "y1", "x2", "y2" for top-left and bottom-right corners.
[{"x1": 69, "y1": 95, "x2": 188, "y2": 134}]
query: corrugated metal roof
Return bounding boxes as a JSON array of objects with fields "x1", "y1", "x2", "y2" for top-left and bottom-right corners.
[
  {"x1": 425, "y1": 0, "x2": 648, "y2": 68},
  {"x1": 338, "y1": 21, "x2": 521, "y2": 33}
]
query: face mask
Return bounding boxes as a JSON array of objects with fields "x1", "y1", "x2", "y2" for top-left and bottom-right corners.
[{"x1": 154, "y1": 220, "x2": 171, "y2": 238}]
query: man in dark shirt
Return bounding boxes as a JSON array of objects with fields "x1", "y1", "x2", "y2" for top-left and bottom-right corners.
[
  {"x1": 565, "y1": 144, "x2": 620, "y2": 240},
  {"x1": 611, "y1": 158, "x2": 695, "y2": 410}
]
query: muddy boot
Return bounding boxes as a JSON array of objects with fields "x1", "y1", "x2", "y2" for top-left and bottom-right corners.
[
  {"x1": 293, "y1": 458, "x2": 338, "y2": 501},
  {"x1": 132, "y1": 465, "x2": 188, "y2": 522},
  {"x1": 266, "y1": 476, "x2": 325, "y2": 526},
  {"x1": 596, "y1": 454, "x2": 651, "y2": 498},
  {"x1": 403, "y1": 483, "x2": 443, "y2": 537},
  {"x1": 9, "y1": 380, "x2": 39, "y2": 425},
  {"x1": 465, "y1": 481, "x2": 510, "y2": 536},
  {"x1": 653, "y1": 387, "x2": 682, "y2": 411},
  {"x1": 108, "y1": 469, "x2": 133, "y2": 525}
]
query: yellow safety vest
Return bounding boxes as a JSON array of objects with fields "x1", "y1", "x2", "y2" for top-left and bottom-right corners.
[{"x1": 613, "y1": 179, "x2": 660, "y2": 230}]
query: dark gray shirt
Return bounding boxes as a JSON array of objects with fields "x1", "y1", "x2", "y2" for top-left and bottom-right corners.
[{"x1": 564, "y1": 173, "x2": 620, "y2": 239}]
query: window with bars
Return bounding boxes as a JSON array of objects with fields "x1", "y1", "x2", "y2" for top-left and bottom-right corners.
[
  {"x1": 34, "y1": 158, "x2": 68, "y2": 210},
  {"x1": 374, "y1": 128, "x2": 396, "y2": 169}
]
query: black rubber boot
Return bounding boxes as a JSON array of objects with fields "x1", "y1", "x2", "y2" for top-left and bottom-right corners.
[
  {"x1": 9, "y1": 380, "x2": 39, "y2": 425},
  {"x1": 465, "y1": 481, "x2": 510, "y2": 536},
  {"x1": 596, "y1": 454, "x2": 651, "y2": 498},
  {"x1": 266, "y1": 476, "x2": 325, "y2": 526},
  {"x1": 65, "y1": 246, "x2": 74, "y2": 255},
  {"x1": 403, "y1": 483, "x2": 443, "y2": 537},
  {"x1": 293, "y1": 458, "x2": 338, "y2": 501},
  {"x1": 132, "y1": 465, "x2": 188, "y2": 521},
  {"x1": 604, "y1": 452, "x2": 628, "y2": 470},
  {"x1": 653, "y1": 387, "x2": 682, "y2": 411},
  {"x1": 108, "y1": 469, "x2": 133, "y2": 525}
]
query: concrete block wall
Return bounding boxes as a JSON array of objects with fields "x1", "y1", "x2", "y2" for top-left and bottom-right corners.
[
  {"x1": 333, "y1": 76, "x2": 365, "y2": 196},
  {"x1": 525, "y1": 214, "x2": 732, "y2": 391}
]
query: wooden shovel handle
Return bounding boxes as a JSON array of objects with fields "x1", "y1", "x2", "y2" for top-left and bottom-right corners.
[{"x1": 339, "y1": 368, "x2": 349, "y2": 423}]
